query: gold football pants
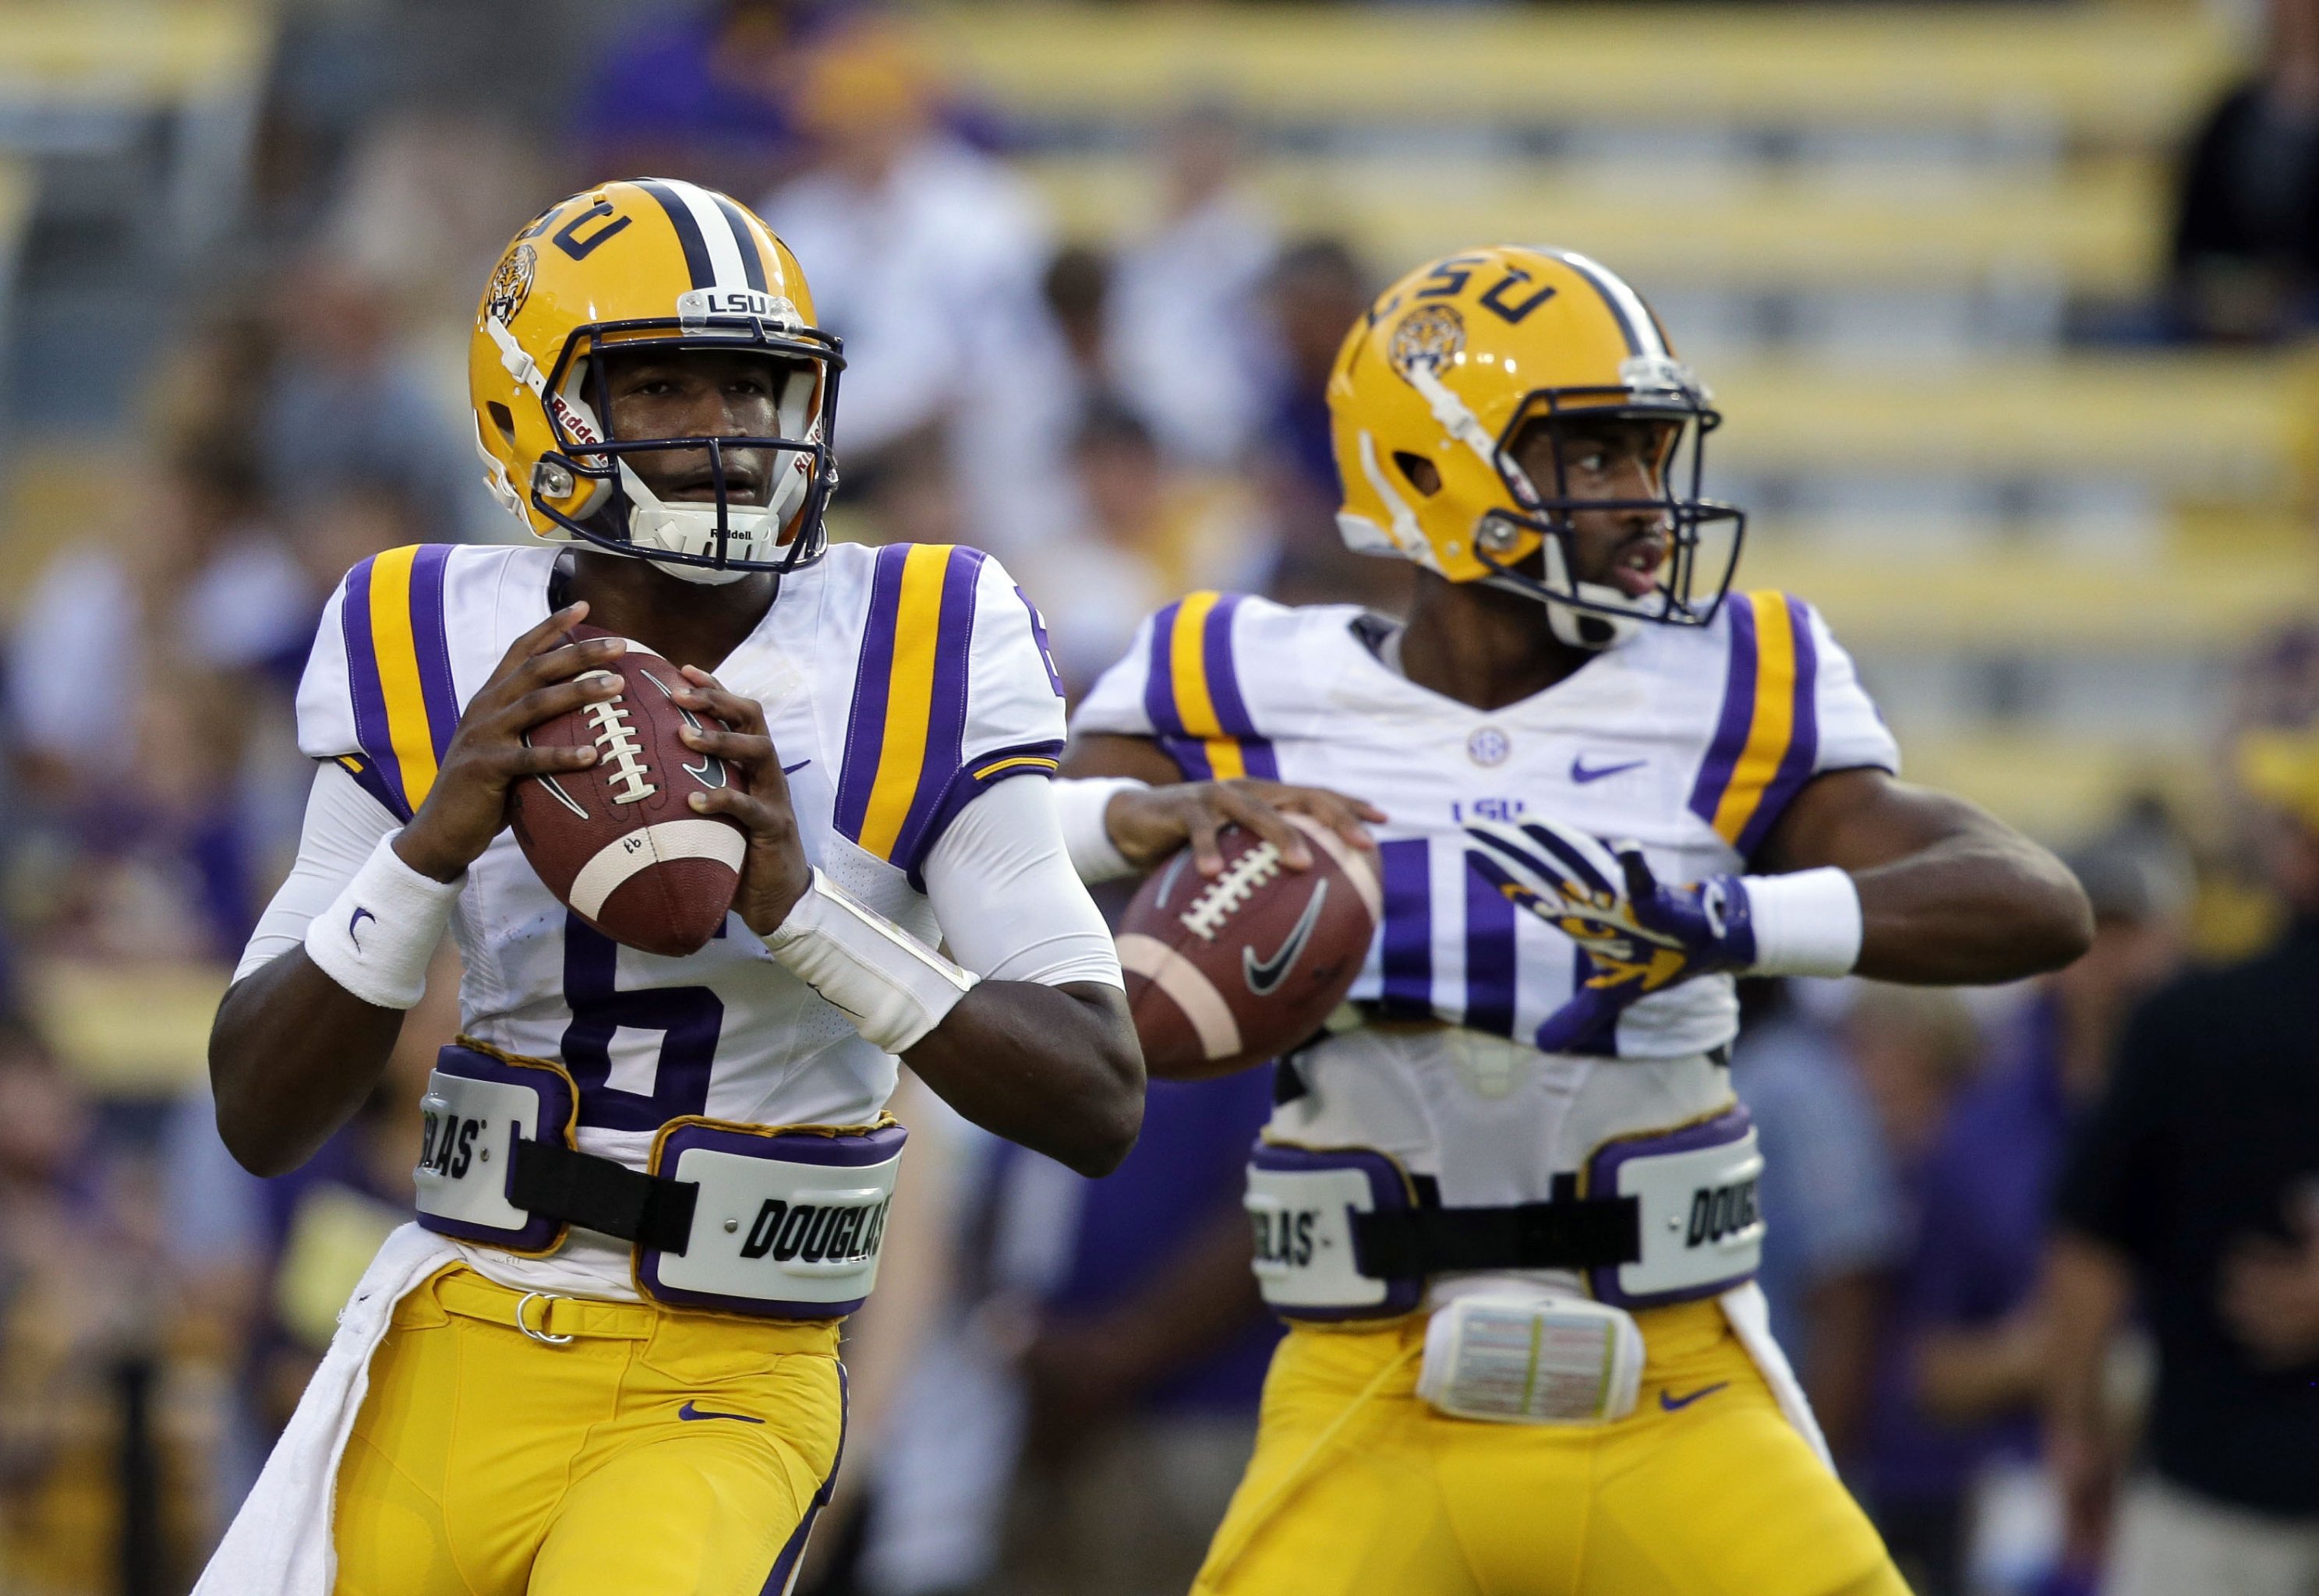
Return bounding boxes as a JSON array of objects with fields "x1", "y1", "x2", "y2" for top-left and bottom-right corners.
[
  {"x1": 331, "y1": 1266, "x2": 845, "y2": 1596},
  {"x1": 1193, "y1": 1298, "x2": 1910, "y2": 1596}
]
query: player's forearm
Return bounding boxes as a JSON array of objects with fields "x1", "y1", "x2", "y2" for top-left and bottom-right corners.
[
  {"x1": 1850, "y1": 827, "x2": 2091, "y2": 983},
  {"x1": 906, "y1": 981, "x2": 1144, "y2": 1178},
  {"x1": 209, "y1": 949, "x2": 405, "y2": 1177},
  {"x1": 1764, "y1": 774, "x2": 2091, "y2": 983}
]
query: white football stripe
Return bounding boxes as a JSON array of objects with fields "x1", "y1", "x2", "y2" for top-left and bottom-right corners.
[
  {"x1": 570, "y1": 818, "x2": 746, "y2": 919},
  {"x1": 665, "y1": 178, "x2": 751, "y2": 291},
  {"x1": 1288, "y1": 814, "x2": 1384, "y2": 927},
  {"x1": 1116, "y1": 933, "x2": 1243, "y2": 1061}
]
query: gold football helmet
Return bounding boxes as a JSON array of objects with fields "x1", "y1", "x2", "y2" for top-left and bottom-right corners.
[
  {"x1": 1328, "y1": 245, "x2": 1742, "y2": 648},
  {"x1": 469, "y1": 178, "x2": 843, "y2": 584}
]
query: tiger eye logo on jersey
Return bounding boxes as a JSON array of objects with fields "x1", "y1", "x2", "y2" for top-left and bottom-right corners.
[
  {"x1": 485, "y1": 243, "x2": 536, "y2": 324},
  {"x1": 1389, "y1": 305, "x2": 1466, "y2": 381}
]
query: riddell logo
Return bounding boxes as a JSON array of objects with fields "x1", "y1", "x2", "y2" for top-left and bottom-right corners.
[{"x1": 549, "y1": 393, "x2": 601, "y2": 447}]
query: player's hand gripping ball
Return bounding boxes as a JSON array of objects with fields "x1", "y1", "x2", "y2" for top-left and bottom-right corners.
[
  {"x1": 1117, "y1": 816, "x2": 1383, "y2": 1075},
  {"x1": 1464, "y1": 817, "x2": 1757, "y2": 1053},
  {"x1": 511, "y1": 623, "x2": 747, "y2": 957}
]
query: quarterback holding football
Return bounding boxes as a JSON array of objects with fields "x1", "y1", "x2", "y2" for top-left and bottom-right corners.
[
  {"x1": 195, "y1": 179, "x2": 1159, "y2": 1595},
  {"x1": 1058, "y1": 245, "x2": 2095, "y2": 1595}
]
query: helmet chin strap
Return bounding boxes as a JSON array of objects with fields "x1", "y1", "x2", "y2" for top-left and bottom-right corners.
[
  {"x1": 1483, "y1": 524, "x2": 1643, "y2": 651},
  {"x1": 614, "y1": 455, "x2": 790, "y2": 584}
]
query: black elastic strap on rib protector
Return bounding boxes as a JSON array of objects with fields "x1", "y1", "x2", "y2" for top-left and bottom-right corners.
[
  {"x1": 509, "y1": 1139, "x2": 699, "y2": 1255},
  {"x1": 1350, "y1": 1196, "x2": 1641, "y2": 1278}
]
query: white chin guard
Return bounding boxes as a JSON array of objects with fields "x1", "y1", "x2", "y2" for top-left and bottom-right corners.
[
  {"x1": 1536, "y1": 531, "x2": 1646, "y2": 651},
  {"x1": 617, "y1": 454, "x2": 810, "y2": 586}
]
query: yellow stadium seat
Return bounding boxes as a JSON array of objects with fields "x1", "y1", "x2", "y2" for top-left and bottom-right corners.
[
  {"x1": 1707, "y1": 354, "x2": 2319, "y2": 499},
  {"x1": 933, "y1": 5, "x2": 2241, "y2": 147},
  {"x1": 1739, "y1": 541, "x2": 2319, "y2": 651},
  {"x1": 0, "y1": 0, "x2": 273, "y2": 108},
  {"x1": 1023, "y1": 154, "x2": 2171, "y2": 296}
]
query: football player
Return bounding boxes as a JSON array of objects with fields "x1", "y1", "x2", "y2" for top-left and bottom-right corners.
[
  {"x1": 193, "y1": 180, "x2": 1144, "y2": 1596},
  {"x1": 1055, "y1": 245, "x2": 2094, "y2": 1596}
]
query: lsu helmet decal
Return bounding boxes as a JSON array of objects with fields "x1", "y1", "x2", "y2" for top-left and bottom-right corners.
[
  {"x1": 1329, "y1": 245, "x2": 1744, "y2": 648},
  {"x1": 471, "y1": 178, "x2": 843, "y2": 585}
]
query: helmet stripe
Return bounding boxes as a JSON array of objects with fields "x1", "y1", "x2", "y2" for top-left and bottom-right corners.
[
  {"x1": 660, "y1": 178, "x2": 751, "y2": 290},
  {"x1": 708, "y1": 192, "x2": 770, "y2": 293},
  {"x1": 634, "y1": 178, "x2": 715, "y2": 288},
  {"x1": 1543, "y1": 249, "x2": 1667, "y2": 360}
]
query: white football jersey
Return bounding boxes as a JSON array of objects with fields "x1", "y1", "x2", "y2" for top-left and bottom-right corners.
[
  {"x1": 1073, "y1": 588, "x2": 1898, "y2": 1229},
  {"x1": 297, "y1": 539, "x2": 1066, "y2": 1294}
]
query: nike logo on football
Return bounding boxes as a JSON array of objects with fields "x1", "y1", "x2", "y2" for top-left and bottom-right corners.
[
  {"x1": 1659, "y1": 1382, "x2": 1728, "y2": 1412},
  {"x1": 348, "y1": 906, "x2": 376, "y2": 949},
  {"x1": 1570, "y1": 756, "x2": 1646, "y2": 785},
  {"x1": 1243, "y1": 881, "x2": 1330, "y2": 996},
  {"x1": 677, "y1": 1401, "x2": 764, "y2": 1424}
]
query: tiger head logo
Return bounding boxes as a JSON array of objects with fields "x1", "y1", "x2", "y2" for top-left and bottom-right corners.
[
  {"x1": 1388, "y1": 304, "x2": 1466, "y2": 382},
  {"x1": 485, "y1": 244, "x2": 536, "y2": 325}
]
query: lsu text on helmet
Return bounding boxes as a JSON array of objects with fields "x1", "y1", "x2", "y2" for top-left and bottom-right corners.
[
  {"x1": 470, "y1": 178, "x2": 843, "y2": 585},
  {"x1": 1328, "y1": 245, "x2": 1744, "y2": 648}
]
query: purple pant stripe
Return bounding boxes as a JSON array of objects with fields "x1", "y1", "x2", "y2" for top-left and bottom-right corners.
[
  {"x1": 1687, "y1": 596, "x2": 1759, "y2": 828},
  {"x1": 1377, "y1": 839, "x2": 1432, "y2": 1019},
  {"x1": 1462, "y1": 858, "x2": 1518, "y2": 1038},
  {"x1": 757, "y1": 1365, "x2": 849, "y2": 1596},
  {"x1": 834, "y1": 544, "x2": 912, "y2": 838}
]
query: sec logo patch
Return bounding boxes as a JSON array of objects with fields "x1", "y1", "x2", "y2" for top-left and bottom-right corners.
[{"x1": 1467, "y1": 726, "x2": 1510, "y2": 767}]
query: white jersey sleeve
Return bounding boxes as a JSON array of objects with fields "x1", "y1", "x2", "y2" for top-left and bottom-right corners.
[
  {"x1": 1682, "y1": 591, "x2": 1900, "y2": 863},
  {"x1": 294, "y1": 542, "x2": 528, "y2": 823},
  {"x1": 1069, "y1": 589, "x2": 1294, "y2": 781},
  {"x1": 826, "y1": 545, "x2": 1069, "y2": 885},
  {"x1": 921, "y1": 775, "x2": 1122, "y2": 989},
  {"x1": 232, "y1": 761, "x2": 402, "y2": 981},
  {"x1": 1802, "y1": 601, "x2": 1898, "y2": 779}
]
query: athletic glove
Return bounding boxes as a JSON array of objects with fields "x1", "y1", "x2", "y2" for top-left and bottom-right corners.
[{"x1": 1464, "y1": 817, "x2": 1755, "y2": 1053}]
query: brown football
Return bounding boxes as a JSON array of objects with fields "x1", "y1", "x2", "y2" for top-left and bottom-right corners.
[
  {"x1": 1116, "y1": 816, "x2": 1382, "y2": 1074},
  {"x1": 509, "y1": 624, "x2": 745, "y2": 957}
]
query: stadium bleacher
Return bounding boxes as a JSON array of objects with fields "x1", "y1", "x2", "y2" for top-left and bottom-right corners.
[{"x1": 937, "y1": 1, "x2": 2297, "y2": 836}]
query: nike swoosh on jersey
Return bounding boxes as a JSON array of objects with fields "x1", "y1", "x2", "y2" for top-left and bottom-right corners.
[
  {"x1": 1658, "y1": 1382, "x2": 1728, "y2": 1412},
  {"x1": 1243, "y1": 879, "x2": 1331, "y2": 996},
  {"x1": 782, "y1": 759, "x2": 811, "y2": 775},
  {"x1": 1570, "y1": 756, "x2": 1647, "y2": 785},
  {"x1": 677, "y1": 1400, "x2": 765, "y2": 1424}
]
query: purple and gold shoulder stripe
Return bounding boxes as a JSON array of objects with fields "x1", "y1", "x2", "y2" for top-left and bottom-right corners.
[
  {"x1": 339, "y1": 544, "x2": 461, "y2": 823},
  {"x1": 1143, "y1": 591, "x2": 1278, "y2": 782},
  {"x1": 835, "y1": 544, "x2": 1062, "y2": 881},
  {"x1": 1688, "y1": 591, "x2": 1820, "y2": 859}
]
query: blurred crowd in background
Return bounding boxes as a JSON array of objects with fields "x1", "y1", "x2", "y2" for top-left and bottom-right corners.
[{"x1": 0, "y1": 1, "x2": 2317, "y2": 1593}]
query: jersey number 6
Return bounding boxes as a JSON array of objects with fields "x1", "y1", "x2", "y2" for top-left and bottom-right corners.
[{"x1": 560, "y1": 914, "x2": 721, "y2": 1132}]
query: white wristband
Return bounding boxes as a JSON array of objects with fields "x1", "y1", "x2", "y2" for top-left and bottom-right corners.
[
  {"x1": 765, "y1": 869, "x2": 979, "y2": 1054},
  {"x1": 1742, "y1": 867, "x2": 1863, "y2": 979},
  {"x1": 304, "y1": 833, "x2": 463, "y2": 1009},
  {"x1": 1052, "y1": 776, "x2": 1147, "y2": 884}
]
